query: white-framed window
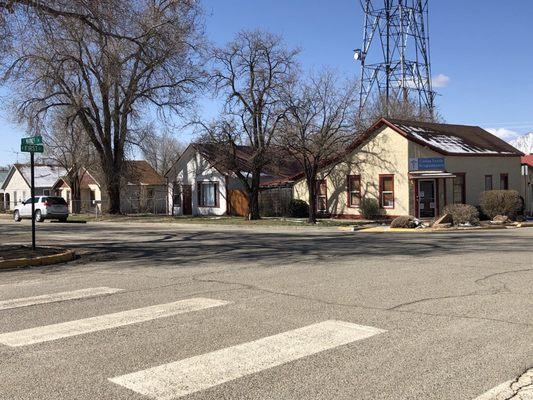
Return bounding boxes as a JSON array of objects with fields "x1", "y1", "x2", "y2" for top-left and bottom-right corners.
[
  {"x1": 197, "y1": 181, "x2": 219, "y2": 207},
  {"x1": 172, "y1": 183, "x2": 181, "y2": 207}
]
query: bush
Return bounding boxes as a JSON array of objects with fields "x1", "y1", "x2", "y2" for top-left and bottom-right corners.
[
  {"x1": 360, "y1": 198, "x2": 379, "y2": 220},
  {"x1": 443, "y1": 204, "x2": 479, "y2": 226},
  {"x1": 288, "y1": 199, "x2": 309, "y2": 218},
  {"x1": 479, "y1": 190, "x2": 522, "y2": 220},
  {"x1": 390, "y1": 215, "x2": 416, "y2": 229}
]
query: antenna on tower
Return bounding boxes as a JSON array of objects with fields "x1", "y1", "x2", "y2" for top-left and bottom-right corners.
[{"x1": 355, "y1": 0, "x2": 435, "y2": 119}]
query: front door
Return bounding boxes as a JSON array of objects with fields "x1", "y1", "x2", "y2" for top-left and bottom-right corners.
[
  {"x1": 182, "y1": 185, "x2": 192, "y2": 215},
  {"x1": 418, "y1": 180, "x2": 436, "y2": 218}
]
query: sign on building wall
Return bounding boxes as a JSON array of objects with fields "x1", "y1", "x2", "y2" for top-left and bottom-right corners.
[{"x1": 409, "y1": 157, "x2": 445, "y2": 171}]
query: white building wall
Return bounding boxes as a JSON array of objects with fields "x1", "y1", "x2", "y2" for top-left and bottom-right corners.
[
  {"x1": 3, "y1": 168, "x2": 31, "y2": 209},
  {"x1": 167, "y1": 146, "x2": 228, "y2": 216}
]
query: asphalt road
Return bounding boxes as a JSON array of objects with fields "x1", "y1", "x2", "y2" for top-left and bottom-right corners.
[{"x1": 0, "y1": 219, "x2": 532, "y2": 400}]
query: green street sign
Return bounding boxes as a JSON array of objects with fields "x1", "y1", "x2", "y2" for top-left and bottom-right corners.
[
  {"x1": 21, "y1": 136, "x2": 42, "y2": 145},
  {"x1": 21, "y1": 144, "x2": 44, "y2": 153}
]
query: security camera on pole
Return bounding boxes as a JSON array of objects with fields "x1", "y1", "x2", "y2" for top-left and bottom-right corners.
[{"x1": 20, "y1": 135, "x2": 44, "y2": 251}]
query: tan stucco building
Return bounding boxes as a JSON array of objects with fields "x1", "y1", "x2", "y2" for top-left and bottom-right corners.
[{"x1": 293, "y1": 118, "x2": 524, "y2": 219}]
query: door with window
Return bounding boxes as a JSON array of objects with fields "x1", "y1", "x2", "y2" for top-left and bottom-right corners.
[
  {"x1": 418, "y1": 180, "x2": 436, "y2": 218},
  {"x1": 182, "y1": 185, "x2": 192, "y2": 215}
]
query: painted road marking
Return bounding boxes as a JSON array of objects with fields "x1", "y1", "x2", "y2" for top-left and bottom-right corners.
[
  {"x1": 0, "y1": 287, "x2": 123, "y2": 311},
  {"x1": 110, "y1": 320, "x2": 386, "y2": 400},
  {"x1": 473, "y1": 369, "x2": 533, "y2": 400},
  {"x1": 0, "y1": 298, "x2": 229, "y2": 347}
]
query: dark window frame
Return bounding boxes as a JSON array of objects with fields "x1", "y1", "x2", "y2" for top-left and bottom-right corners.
[
  {"x1": 484, "y1": 175, "x2": 493, "y2": 191},
  {"x1": 499, "y1": 173, "x2": 509, "y2": 190},
  {"x1": 452, "y1": 172, "x2": 466, "y2": 204},
  {"x1": 197, "y1": 181, "x2": 220, "y2": 208},
  {"x1": 379, "y1": 174, "x2": 395, "y2": 209},
  {"x1": 347, "y1": 175, "x2": 361, "y2": 208},
  {"x1": 316, "y1": 179, "x2": 328, "y2": 213}
]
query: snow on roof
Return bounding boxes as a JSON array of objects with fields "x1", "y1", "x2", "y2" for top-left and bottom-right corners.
[
  {"x1": 18, "y1": 165, "x2": 67, "y2": 188},
  {"x1": 393, "y1": 122, "x2": 517, "y2": 155}
]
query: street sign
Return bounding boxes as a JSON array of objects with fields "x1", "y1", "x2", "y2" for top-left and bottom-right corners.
[
  {"x1": 21, "y1": 136, "x2": 42, "y2": 145},
  {"x1": 21, "y1": 144, "x2": 44, "y2": 153},
  {"x1": 20, "y1": 135, "x2": 44, "y2": 250}
]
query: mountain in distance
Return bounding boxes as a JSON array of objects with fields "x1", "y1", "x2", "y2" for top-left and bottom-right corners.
[{"x1": 510, "y1": 132, "x2": 533, "y2": 154}]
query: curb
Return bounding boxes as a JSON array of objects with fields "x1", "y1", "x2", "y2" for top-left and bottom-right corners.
[{"x1": 0, "y1": 248, "x2": 76, "y2": 270}]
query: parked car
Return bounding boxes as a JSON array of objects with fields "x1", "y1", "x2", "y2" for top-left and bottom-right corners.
[{"x1": 13, "y1": 196, "x2": 69, "y2": 222}]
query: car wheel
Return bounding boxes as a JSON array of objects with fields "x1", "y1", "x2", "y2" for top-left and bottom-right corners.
[
  {"x1": 13, "y1": 210, "x2": 21, "y2": 222},
  {"x1": 34, "y1": 210, "x2": 44, "y2": 222}
]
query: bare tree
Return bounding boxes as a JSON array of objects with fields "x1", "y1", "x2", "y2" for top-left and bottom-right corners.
[
  {"x1": 202, "y1": 30, "x2": 299, "y2": 220},
  {"x1": 360, "y1": 94, "x2": 442, "y2": 129},
  {"x1": 42, "y1": 110, "x2": 96, "y2": 213},
  {"x1": 278, "y1": 71, "x2": 358, "y2": 224},
  {"x1": 1, "y1": 0, "x2": 206, "y2": 213},
  {"x1": 140, "y1": 128, "x2": 185, "y2": 176}
]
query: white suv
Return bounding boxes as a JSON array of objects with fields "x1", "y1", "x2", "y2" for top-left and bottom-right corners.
[{"x1": 13, "y1": 196, "x2": 69, "y2": 222}]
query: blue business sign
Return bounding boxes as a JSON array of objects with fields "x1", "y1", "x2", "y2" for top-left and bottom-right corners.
[{"x1": 409, "y1": 157, "x2": 445, "y2": 171}]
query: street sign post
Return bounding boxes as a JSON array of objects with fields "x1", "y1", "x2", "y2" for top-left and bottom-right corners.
[{"x1": 20, "y1": 135, "x2": 43, "y2": 251}]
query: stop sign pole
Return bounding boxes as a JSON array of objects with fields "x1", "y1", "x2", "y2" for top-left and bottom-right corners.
[{"x1": 21, "y1": 136, "x2": 44, "y2": 251}]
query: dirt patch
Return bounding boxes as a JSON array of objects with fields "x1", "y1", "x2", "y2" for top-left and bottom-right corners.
[{"x1": 0, "y1": 245, "x2": 66, "y2": 261}]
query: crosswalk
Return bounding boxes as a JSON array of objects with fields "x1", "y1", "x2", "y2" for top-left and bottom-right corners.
[{"x1": 0, "y1": 284, "x2": 389, "y2": 399}]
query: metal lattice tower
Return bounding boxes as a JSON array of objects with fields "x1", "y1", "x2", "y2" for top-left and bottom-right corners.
[{"x1": 355, "y1": 0, "x2": 435, "y2": 118}]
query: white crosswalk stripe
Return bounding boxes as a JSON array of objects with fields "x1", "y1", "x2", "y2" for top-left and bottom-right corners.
[
  {"x1": 109, "y1": 320, "x2": 386, "y2": 400},
  {"x1": 0, "y1": 297, "x2": 230, "y2": 347},
  {"x1": 0, "y1": 287, "x2": 123, "y2": 311}
]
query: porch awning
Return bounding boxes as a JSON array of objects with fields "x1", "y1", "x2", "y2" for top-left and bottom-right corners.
[{"x1": 409, "y1": 171, "x2": 457, "y2": 179}]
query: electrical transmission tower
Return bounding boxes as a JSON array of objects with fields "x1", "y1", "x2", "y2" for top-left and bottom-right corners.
[{"x1": 354, "y1": 0, "x2": 435, "y2": 118}]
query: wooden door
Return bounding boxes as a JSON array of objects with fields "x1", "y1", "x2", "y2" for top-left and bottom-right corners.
[{"x1": 182, "y1": 185, "x2": 192, "y2": 215}]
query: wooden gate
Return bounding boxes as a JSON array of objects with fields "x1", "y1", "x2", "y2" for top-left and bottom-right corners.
[{"x1": 228, "y1": 190, "x2": 249, "y2": 217}]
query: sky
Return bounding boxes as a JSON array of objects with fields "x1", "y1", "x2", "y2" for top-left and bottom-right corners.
[{"x1": 1, "y1": 0, "x2": 533, "y2": 165}]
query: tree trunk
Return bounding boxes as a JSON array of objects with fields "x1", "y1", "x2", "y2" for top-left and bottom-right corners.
[
  {"x1": 71, "y1": 177, "x2": 82, "y2": 214},
  {"x1": 307, "y1": 177, "x2": 317, "y2": 224},
  {"x1": 247, "y1": 170, "x2": 261, "y2": 220},
  {"x1": 107, "y1": 179, "x2": 121, "y2": 214}
]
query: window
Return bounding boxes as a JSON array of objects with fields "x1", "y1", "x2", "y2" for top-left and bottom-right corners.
[
  {"x1": 316, "y1": 179, "x2": 327, "y2": 212},
  {"x1": 452, "y1": 173, "x2": 465, "y2": 203},
  {"x1": 13, "y1": 191, "x2": 17, "y2": 205},
  {"x1": 484, "y1": 175, "x2": 493, "y2": 191},
  {"x1": 43, "y1": 189, "x2": 51, "y2": 196},
  {"x1": 197, "y1": 182, "x2": 219, "y2": 207},
  {"x1": 347, "y1": 175, "x2": 361, "y2": 207},
  {"x1": 379, "y1": 175, "x2": 394, "y2": 208},
  {"x1": 172, "y1": 183, "x2": 181, "y2": 207},
  {"x1": 500, "y1": 173, "x2": 509, "y2": 190}
]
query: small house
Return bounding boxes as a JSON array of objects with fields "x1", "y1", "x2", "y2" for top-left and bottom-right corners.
[
  {"x1": 1, "y1": 164, "x2": 67, "y2": 210},
  {"x1": 292, "y1": 118, "x2": 524, "y2": 219}
]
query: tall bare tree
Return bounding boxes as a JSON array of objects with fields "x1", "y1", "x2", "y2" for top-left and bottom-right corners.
[
  {"x1": 203, "y1": 30, "x2": 299, "y2": 220},
  {"x1": 278, "y1": 71, "x2": 358, "y2": 224},
  {"x1": 42, "y1": 110, "x2": 96, "y2": 213},
  {"x1": 1, "y1": 0, "x2": 206, "y2": 213},
  {"x1": 140, "y1": 128, "x2": 185, "y2": 176}
]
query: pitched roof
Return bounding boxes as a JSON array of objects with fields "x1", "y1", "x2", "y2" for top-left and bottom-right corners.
[
  {"x1": 124, "y1": 160, "x2": 165, "y2": 186},
  {"x1": 52, "y1": 168, "x2": 99, "y2": 190},
  {"x1": 386, "y1": 118, "x2": 524, "y2": 156},
  {"x1": 522, "y1": 155, "x2": 533, "y2": 167},
  {"x1": 12, "y1": 164, "x2": 67, "y2": 188},
  {"x1": 191, "y1": 143, "x2": 302, "y2": 182},
  {"x1": 0, "y1": 169, "x2": 9, "y2": 188}
]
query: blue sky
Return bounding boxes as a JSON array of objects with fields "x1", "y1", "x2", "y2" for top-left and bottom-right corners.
[{"x1": 1, "y1": 0, "x2": 533, "y2": 165}]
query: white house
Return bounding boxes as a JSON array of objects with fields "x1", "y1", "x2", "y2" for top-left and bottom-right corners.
[
  {"x1": 1, "y1": 164, "x2": 67, "y2": 210},
  {"x1": 165, "y1": 143, "x2": 300, "y2": 217}
]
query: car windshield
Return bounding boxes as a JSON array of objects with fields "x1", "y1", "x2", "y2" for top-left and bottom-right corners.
[{"x1": 43, "y1": 197, "x2": 67, "y2": 205}]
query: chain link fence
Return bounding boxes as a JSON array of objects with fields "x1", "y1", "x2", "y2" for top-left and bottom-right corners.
[{"x1": 0, "y1": 196, "x2": 168, "y2": 217}]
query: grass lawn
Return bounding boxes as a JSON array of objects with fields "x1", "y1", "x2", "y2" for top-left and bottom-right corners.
[{"x1": 66, "y1": 213, "x2": 375, "y2": 227}]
